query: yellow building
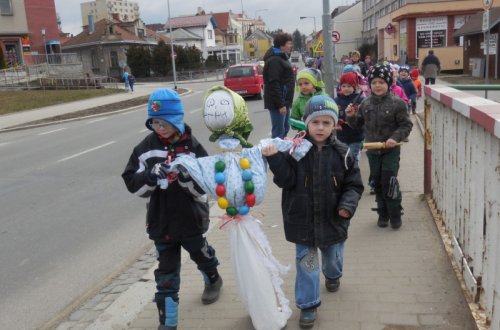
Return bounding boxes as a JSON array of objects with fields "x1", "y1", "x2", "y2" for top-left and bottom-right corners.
[{"x1": 244, "y1": 29, "x2": 272, "y2": 60}]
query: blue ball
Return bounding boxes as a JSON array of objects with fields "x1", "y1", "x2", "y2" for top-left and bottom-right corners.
[
  {"x1": 241, "y1": 170, "x2": 253, "y2": 181},
  {"x1": 238, "y1": 205, "x2": 250, "y2": 215},
  {"x1": 215, "y1": 172, "x2": 226, "y2": 184}
]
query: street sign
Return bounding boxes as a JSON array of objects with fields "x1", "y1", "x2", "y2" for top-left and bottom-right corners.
[
  {"x1": 313, "y1": 41, "x2": 324, "y2": 53},
  {"x1": 483, "y1": 10, "x2": 490, "y2": 32},
  {"x1": 332, "y1": 31, "x2": 341, "y2": 43},
  {"x1": 483, "y1": 0, "x2": 493, "y2": 10},
  {"x1": 172, "y1": 51, "x2": 177, "y2": 59}
]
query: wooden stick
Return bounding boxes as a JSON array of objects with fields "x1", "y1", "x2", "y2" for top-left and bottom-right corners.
[{"x1": 363, "y1": 142, "x2": 403, "y2": 150}]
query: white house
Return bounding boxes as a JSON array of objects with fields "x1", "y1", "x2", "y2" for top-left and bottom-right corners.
[
  {"x1": 163, "y1": 14, "x2": 217, "y2": 60},
  {"x1": 331, "y1": 1, "x2": 363, "y2": 61}
]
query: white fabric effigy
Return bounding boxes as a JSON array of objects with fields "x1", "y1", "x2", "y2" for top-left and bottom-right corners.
[{"x1": 170, "y1": 137, "x2": 311, "y2": 330}]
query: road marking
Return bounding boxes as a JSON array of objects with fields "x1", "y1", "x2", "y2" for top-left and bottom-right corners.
[
  {"x1": 139, "y1": 128, "x2": 148, "y2": 133},
  {"x1": 57, "y1": 141, "x2": 116, "y2": 162},
  {"x1": 87, "y1": 117, "x2": 108, "y2": 124},
  {"x1": 189, "y1": 107, "x2": 202, "y2": 114},
  {"x1": 37, "y1": 128, "x2": 68, "y2": 136},
  {"x1": 0, "y1": 142, "x2": 11, "y2": 147}
]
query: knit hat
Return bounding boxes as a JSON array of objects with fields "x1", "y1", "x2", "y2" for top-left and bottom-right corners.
[
  {"x1": 342, "y1": 64, "x2": 360, "y2": 74},
  {"x1": 410, "y1": 68, "x2": 420, "y2": 79},
  {"x1": 303, "y1": 95, "x2": 339, "y2": 127},
  {"x1": 296, "y1": 68, "x2": 325, "y2": 88},
  {"x1": 339, "y1": 72, "x2": 358, "y2": 89},
  {"x1": 368, "y1": 64, "x2": 392, "y2": 86},
  {"x1": 145, "y1": 88, "x2": 185, "y2": 134},
  {"x1": 399, "y1": 64, "x2": 410, "y2": 73}
]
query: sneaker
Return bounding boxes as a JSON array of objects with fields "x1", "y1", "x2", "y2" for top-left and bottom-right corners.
[
  {"x1": 377, "y1": 216, "x2": 389, "y2": 228},
  {"x1": 325, "y1": 277, "x2": 340, "y2": 292},
  {"x1": 390, "y1": 216, "x2": 402, "y2": 229},
  {"x1": 299, "y1": 308, "x2": 317, "y2": 329},
  {"x1": 403, "y1": 137, "x2": 409, "y2": 142},
  {"x1": 201, "y1": 276, "x2": 223, "y2": 304},
  {"x1": 369, "y1": 185, "x2": 376, "y2": 195}
]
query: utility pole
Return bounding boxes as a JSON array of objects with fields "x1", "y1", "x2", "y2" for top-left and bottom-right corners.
[
  {"x1": 322, "y1": 0, "x2": 335, "y2": 97},
  {"x1": 167, "y1": 0, "x2": 177, "y2": 90}
]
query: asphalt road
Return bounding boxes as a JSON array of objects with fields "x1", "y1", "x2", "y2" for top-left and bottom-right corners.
[{"x1": 0, "y1": 81, "x2": 273, "y2": 329}]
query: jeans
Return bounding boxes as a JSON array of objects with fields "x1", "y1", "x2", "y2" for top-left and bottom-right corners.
[
  {"x1": 347, "y1": 142, "x2": 362, "y2": 163},
  {"x1": 295, "y1": 242, "x2": 345, "y2": 309},
  {"x1": 425, "y1": 77, "x2": 436, "y2": 85},
  {"x1": 269, "y1": 107, "x2": 290, "y2": 138}
]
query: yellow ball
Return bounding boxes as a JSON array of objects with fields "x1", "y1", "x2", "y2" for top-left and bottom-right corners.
[
  {"x1": 217, "y1": 197, "x2": 229, "y2": 209},
  {"x1": 239, "y1": 158, "x2": 251, "y2": 169}
]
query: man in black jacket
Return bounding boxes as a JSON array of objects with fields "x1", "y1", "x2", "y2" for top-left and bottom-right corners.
[{"x1": 263, "y1": 32, "x2": 294, "y2": 138}]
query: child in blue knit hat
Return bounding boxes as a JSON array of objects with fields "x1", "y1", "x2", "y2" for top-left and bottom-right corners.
[
  {"x1": 122, "y1": 88, "x2": 222, "y2": 330},
  {"x1": 262, "y1": 94, "x2": 364, "y2": 329}
]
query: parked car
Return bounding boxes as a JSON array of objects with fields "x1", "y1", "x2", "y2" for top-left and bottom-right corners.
[{"x1": 223, "y1": 63, "x2": 264, "y2": 99}]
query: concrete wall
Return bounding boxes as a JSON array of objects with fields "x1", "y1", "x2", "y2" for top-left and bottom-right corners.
[{"x1": 418, "y1": 47, "x2": 463, "y2": 71}]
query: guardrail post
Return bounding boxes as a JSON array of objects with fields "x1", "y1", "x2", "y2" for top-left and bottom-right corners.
[{"x1": 424, "y1": 98, "x2": 432, "y2": 195}]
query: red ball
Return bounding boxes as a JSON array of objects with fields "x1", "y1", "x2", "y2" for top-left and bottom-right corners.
[
  {"x1": 246, "y1": 194, "x2": 256, "y2": 207},
  {"x1": 216, "y1": 184, "x2": 226, "y2": 197}
]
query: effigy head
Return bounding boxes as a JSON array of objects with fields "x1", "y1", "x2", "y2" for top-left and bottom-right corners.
[{"x1": 203, "y1": 86, "x2": 253, "y2": 147}]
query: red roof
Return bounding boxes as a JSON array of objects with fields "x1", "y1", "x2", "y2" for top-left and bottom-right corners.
[
  {"x1": 212, "y1": 12, "x2": 230, "y2": 31},
  {"x1": 165, "y1": 14, "x2": 213, "y2": 29}
]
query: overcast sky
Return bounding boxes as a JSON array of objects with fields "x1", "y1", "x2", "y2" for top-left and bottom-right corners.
[{"x1": 55, "y1": 0, "x2": 353, "y2": 36}]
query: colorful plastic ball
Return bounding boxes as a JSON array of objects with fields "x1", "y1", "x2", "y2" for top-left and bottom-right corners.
[
  {"x1": 246, "y1": 194, "x2": 256, "y2": 207},
  {"x1": 244, "y1": 181, "x2": 255, "y2": 193},
  {"x1": 217, "y1": 197, "x2": 229, "y2": 209},
  {"x1": 215, "y1": 161, "x2": 225, "y2": 172},
  {"x1": 239, "y1": 158, "x2": 251, "y2": 169},
  {"x1": 215, "y1": 172, "x2": 226, "y2": 184},
  {"x1": 215, "y1": 184, "x2": 226, "y2": 197},
  {"x1": 238, "y1": 205, "x2": 250, "y2": 215},
  {"x1": 226, "y1": 207, "x2": 238, "y2": 216},
  {"x1": 241, "y1": 170, "x2": 253, "y2": 181}
]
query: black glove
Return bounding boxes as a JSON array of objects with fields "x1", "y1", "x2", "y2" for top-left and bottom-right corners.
[{"x1": 148, "y1": 163, "x2": 169, "y2": 184}]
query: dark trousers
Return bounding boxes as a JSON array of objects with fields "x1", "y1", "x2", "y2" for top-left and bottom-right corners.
[
  {"x1": 366, "y1": 147, "x2": 402, "y2": 218},
  {"x1": 154, "y1": 236, "x2": 219, "y2": 304},
  {"x1": 269, "y1": 107, "x2": 290, "y2": 138},
  {"x1": 425, "y1": 77, "x2": 436, "y2": 85}
]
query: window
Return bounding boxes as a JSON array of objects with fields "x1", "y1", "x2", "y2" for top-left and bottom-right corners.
[
  {"x1": 91, "y1": 49, "x2": 99, "y2": 68},
  {"x1": 110, "y1": 51, "x2": 119, "y2": 67},
  {"x1": 0, "y1": 0, "x2": 13, "y2": 15},
  {"x1": 208, "y1": 30, "x2": 213, "y2": 39}
]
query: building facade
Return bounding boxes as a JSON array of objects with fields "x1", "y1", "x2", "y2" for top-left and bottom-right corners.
[
  {"x1": 0, "y1": 0, "x2": 59, "y2": 67},
  {"x1": 81, "y1": 0, "x2": 139, "y2": 26}
]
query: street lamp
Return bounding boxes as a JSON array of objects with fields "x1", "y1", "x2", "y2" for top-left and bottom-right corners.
[
  {"x1": 167, "y1": 0, "x2": 177, "y2": 90},
  {"x1": 299, "y1": 16, "x2": 317, "y2": 33},
  {"x1": 41, "y1": 28, "x2": 49, "y2": 64}
]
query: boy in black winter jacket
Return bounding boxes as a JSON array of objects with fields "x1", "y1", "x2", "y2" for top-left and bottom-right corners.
[
  {"x1": 262, "y1": 95, "x2": 364, "y2": 329},
  {"x1": 122, "y1": 89, "x2": 222, "y2": 330}
]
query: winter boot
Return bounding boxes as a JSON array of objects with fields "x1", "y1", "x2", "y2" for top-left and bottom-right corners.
[
  {"x1": 325, "y1": 277, "x2": 340, "y2": 292},
  {"x1": 156, "y1": 297, "x2": 178, "y2": 330},
  {"x1": 299, "y1": 307, "x2": 317, "y2": 328},
  {"x1": 201, "y1": 275, "x2": 223, "y2": 304},
  {"x1": 390, "y1": 215, "x2": 402, "y2": 229},
  {"x1": 377, "y1": 215, "x2": 389, "y2": 228}
]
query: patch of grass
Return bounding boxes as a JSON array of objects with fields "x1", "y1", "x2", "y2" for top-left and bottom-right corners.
[{"x1": 0, "y1": 89, "x2": 125, "y2": 115}]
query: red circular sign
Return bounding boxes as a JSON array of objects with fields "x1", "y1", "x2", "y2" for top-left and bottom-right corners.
[{"x1": 332, "y1": 31, "x2": 340, "y2": 43}]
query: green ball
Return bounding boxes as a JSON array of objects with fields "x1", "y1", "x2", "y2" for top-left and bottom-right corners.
[
  {"x1": 244, "y1": 181, "x2": 255, "y2": 193},
  {"x1": 226, "y1": 207, "x2": 238, "y2": 216},
  {"x1": 215, "y1": 161, "x2": 225, "y2": 172}
]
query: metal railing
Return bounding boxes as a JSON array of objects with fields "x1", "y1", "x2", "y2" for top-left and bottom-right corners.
[{"x1": 424, "y1": 86, "x2": 500, "y2": 328}]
